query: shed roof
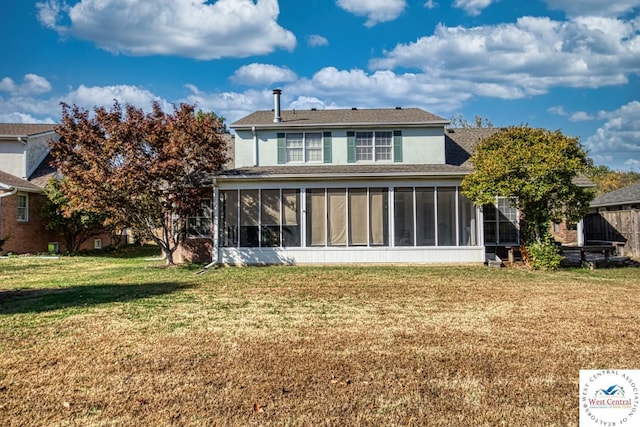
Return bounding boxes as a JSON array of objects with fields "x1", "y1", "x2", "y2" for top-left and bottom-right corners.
[{"x1": 590, "y1": 182, "x2": 640, "y2": 207}]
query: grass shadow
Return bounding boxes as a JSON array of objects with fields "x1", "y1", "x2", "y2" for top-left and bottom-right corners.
[{"x1": 0, "y1": 282, "x2": 192, "y2": 314}]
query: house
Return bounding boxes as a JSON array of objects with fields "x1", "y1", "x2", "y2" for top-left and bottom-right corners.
[
  {"x1": 176, "y1": 89, "x2": 516, "y2": 265},
  {"x1": 0, "y1": 124, "x2": 114, "y2": 254},
  {"x1": 584, "y1": 182, "x2": 640, "y2": 257}
]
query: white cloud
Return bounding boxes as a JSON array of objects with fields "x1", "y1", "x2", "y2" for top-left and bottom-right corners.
[
  {"x1": 230, "y1": 64, "x2": 297, "y2": 86},
  {"x1": 453, "y1": 0, "x2": 494, "y2": 16},
  {"x1": 369, "y1": 16, "x2": 640, "y2": 99},
  {"x1": 0, "y1": 112, "x2": 56, "y2": 124},
  {"x1": 286, "y1": 67, "x2": 472, "y2": 112},
  {"x1": 336, "y1": 0, "x2": 406, "y2": 27},
  {"x1": 425, "y1": 1, "x2": 438, "y2": 10},
  {"x1": 307, "y1": 34, "x2": 329, "y2": 47},
  {"x1": 548, "y1": 105, "x2": 567, "y2": 116},
  {"x1": 543, "y1": 0, "x2": 640, "y2": 18},
  {"x1": 584, "y1": 101, "x2": 640, "y2": 169},
  {"x1": 569, "y1": 111, "x2": 594, "y2": 121},
  {"x1": 0, "y1": 74, "x2": 52, "y2": 96},
  {"x1": 36, "y1": 0, "x2": 296, "y2": 59},
  {"x1": 63, "y1": 84, "x2": 170, "y2": 112}
]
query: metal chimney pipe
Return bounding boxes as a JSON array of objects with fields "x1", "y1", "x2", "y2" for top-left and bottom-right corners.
[{"x1": 273, "y1": 89, "x2": 282, "y2": 123}]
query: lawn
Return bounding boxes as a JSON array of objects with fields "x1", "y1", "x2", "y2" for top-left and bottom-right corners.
[{"x1": 1, "y1": 248, "x2": 639, "y2": 426}]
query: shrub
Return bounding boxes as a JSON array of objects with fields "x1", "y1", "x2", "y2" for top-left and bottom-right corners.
[{"x1": 527, "y1": 240, "x2": 563, "y2": 270}]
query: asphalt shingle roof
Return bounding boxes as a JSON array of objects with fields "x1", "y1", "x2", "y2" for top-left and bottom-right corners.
[
  {"x1": 231, "y1": 108, "x2": 448, "y2": 129},
  {"x1": 0, "y1": 123, "x2": 56, "y2": 137},
  {"x1": 590, "y1": 182, "x2": 640, "y2": 207},
  {"x1": 0, "y1": 170, "x2": 42, "y2": 191}
]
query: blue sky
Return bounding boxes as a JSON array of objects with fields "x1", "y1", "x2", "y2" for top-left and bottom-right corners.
[{"x1": 1, "y1": 0, "x2": 639, "y2": 171}]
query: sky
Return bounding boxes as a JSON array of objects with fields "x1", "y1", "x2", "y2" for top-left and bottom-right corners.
[{"x1": 1, "y1": 0, "x2": 639, "y2": 171}]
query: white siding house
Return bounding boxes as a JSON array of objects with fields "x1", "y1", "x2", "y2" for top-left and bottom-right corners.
[{"x1": 177, "y1": 90, "x2": 508, "y2": 265}]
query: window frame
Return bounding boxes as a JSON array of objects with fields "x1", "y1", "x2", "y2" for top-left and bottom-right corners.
[
  {"x1": 186, "y1": 199, "x2": 213, "y2": 238},
  {"x1": 16, "y1": 193, "x2": 29, "y2": 222},
  {"x1": 285, "y1": 132, "x2": 323, "y2": 164},
  {"x1": 355, "y1": 131, "x2": 393, "y2": 162}
]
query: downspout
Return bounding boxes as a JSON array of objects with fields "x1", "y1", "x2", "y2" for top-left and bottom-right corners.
[
  {"x1": 18, "y1": 137, "x2": 27, "y2": 179},
  {"x1": 252, "y1": 126, "x2": 258, "y2": 167}
]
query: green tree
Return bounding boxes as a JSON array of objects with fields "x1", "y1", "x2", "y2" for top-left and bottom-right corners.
[
  {"x1": 42, "y1": 177, "x2": 108, "y2": 252},
  {"x1": 462, "y1": 126, "x2": 595, "y2": 245},
  {"x1": 50, "y1": 101, "x2": 229, "y2": 265},
  {"x1": 586, "y1": 165, "x2": 640, "y2": 195}
]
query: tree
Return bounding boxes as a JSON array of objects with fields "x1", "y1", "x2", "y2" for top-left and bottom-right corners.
[
  {"x1": 461, "y1": 126, "x2": 595, "y2": 245},
  {"x1": 50, "y1": 101, "x2": 228, "y2": 265},
  {"x1": 42, "y1": 177, "x2": 108, "y2": 252},
  {"x1": 449, "y1": 114, "x2": 493, "y2": 128},
  {"x1": 586, "y1": 165, "x2": 640, "y2": 195}
]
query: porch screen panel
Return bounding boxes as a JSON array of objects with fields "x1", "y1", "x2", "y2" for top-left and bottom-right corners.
[
  {"x1": 240, "y1": 189, "x2": 259, "y2": 247},
  {"x1": 282, "y1": 190, "x2": 301, "y2": 247},
  {"x1": 349, "y1": 188, "x2": 368, "y2": 246},
  {"x1": 261, "y1": 189, "x2": 280, "y2": 247},
  {"x1": 328, "y1": 189, "x2": 347, "y2": 246},
  {"x1": 394, "y1": 187, "x2": 414, "y2": 246},
  {"x1": 416, "y1": 187, "x2": 435, "y2": 246},
  {"x1": 458, "y1": 194, "x2": 477, "y2": 246},
  {"x1": 220, "y1": 190, "x2": 238, "y2": 247},
  {"x1": 437, "y1": 187, "x2": 456, "y2": 246},
  {"x1": 307, "y1": 189, "x2": 326, "y2": 246},
  {"x1": 370, "y1": 188, "x2": 388, "y2": 246}
]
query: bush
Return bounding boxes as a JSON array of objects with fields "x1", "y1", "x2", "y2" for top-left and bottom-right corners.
[{"x1": 527, "y1": 241, "x2": 563, "y2": 270}]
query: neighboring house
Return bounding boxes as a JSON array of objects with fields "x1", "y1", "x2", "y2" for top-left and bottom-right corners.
[
  {"x1": 584, "y1": 182, "x2": 640, "y2": 257},
  {"x1": 0, "y1": 123, "x2": 114, "y2": 254},
  {"x1": 176, "y1": 89, "x2": 514, "y2": 265}
]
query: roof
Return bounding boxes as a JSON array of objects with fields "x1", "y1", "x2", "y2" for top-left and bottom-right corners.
[
  {"x1": 0, "y1": 123, "x2": 56, "y2": 137},
  {"x1": 444, "y1": 127, "x2": 501, "y2": 168},
  {"x1": 28, "y1": 153, "x2": 57, "y2": 188},
  {"x1": 0, "y1": 170, "x2": 43, "y2": 192},
  {"x1": 231, "y1": 108, "x2": 448, "y2": 130},
  {"x1": 590, "y1": 182, "x2": 640, "y2": 207}
]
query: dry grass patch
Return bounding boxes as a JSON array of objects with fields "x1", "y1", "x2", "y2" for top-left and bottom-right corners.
[{"x1": 1, "y1": 255, "x2": 639, "y2": 425}]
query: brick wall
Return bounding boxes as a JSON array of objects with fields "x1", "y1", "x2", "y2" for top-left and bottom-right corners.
[{"x1": 0, "y1": 192, "x2": 55, "y2": 254}]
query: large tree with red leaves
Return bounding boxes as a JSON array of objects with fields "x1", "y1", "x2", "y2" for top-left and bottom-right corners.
[{"x1": 50, "y1": 101, "x2": 228, "y2": 264}]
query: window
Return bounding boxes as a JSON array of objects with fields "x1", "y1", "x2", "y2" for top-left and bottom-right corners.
[
  {"x1": 355, "y1": 131, "x2": 392, "y2": 162},
  {"x1": 17, "y1": 193, "x2": 28, "y2": 222},
  {"x1": 94, "y1": 239, "x2": 102, "y2": 249},
  {"x1": 186, "y1": 199, "x2": 212, "y2": 238},
  {"x1": 286, "y1": 132, "x2": 323, "y2": 163},
  {"x1": 483, "y1": 198, "x2": 519, "y2": 245}
]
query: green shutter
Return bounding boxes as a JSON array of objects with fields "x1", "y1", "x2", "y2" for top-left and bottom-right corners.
[
  {"x1": 393, "y1": 130, "x2": 403, "y2": 163},
  {"x1": 323, "y1": 132, "x2": 332, "y2": 163},
  {"x1": 347, "y1": 131, "x2": 355, "y2": 163},
  {"x1": 277, "y1": 132, "x2": 286, "y2": 164}
]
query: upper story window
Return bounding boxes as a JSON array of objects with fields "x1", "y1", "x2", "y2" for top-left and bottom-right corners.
[
  {"x1": 355, "y1": 131, "x2": 392, "y2": 162},
  {"x1": 286, "y1": 132, "x2": 323, "y2": 163},
  {"x1": 17, "y1": 193, "x2": 29, "y2": 222}
]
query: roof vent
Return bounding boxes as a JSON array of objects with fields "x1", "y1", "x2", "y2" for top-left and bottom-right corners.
[
  {"x1": 395, "y1": 106, "x2": 402, "y2": 109},
  {"x1": 446, "y1": 128, "x2": 455, "y2": 133},
  {"x1": 351, "y1": 107, "x2": 357, "y2": 110},
  {"x1": 311, "y1": 108, "x2": 317, "y2": 111}
]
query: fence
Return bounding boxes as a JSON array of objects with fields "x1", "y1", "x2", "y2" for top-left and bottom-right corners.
[{"x1": 584, "y1": 210, "x2": 640, "y2": 258}]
